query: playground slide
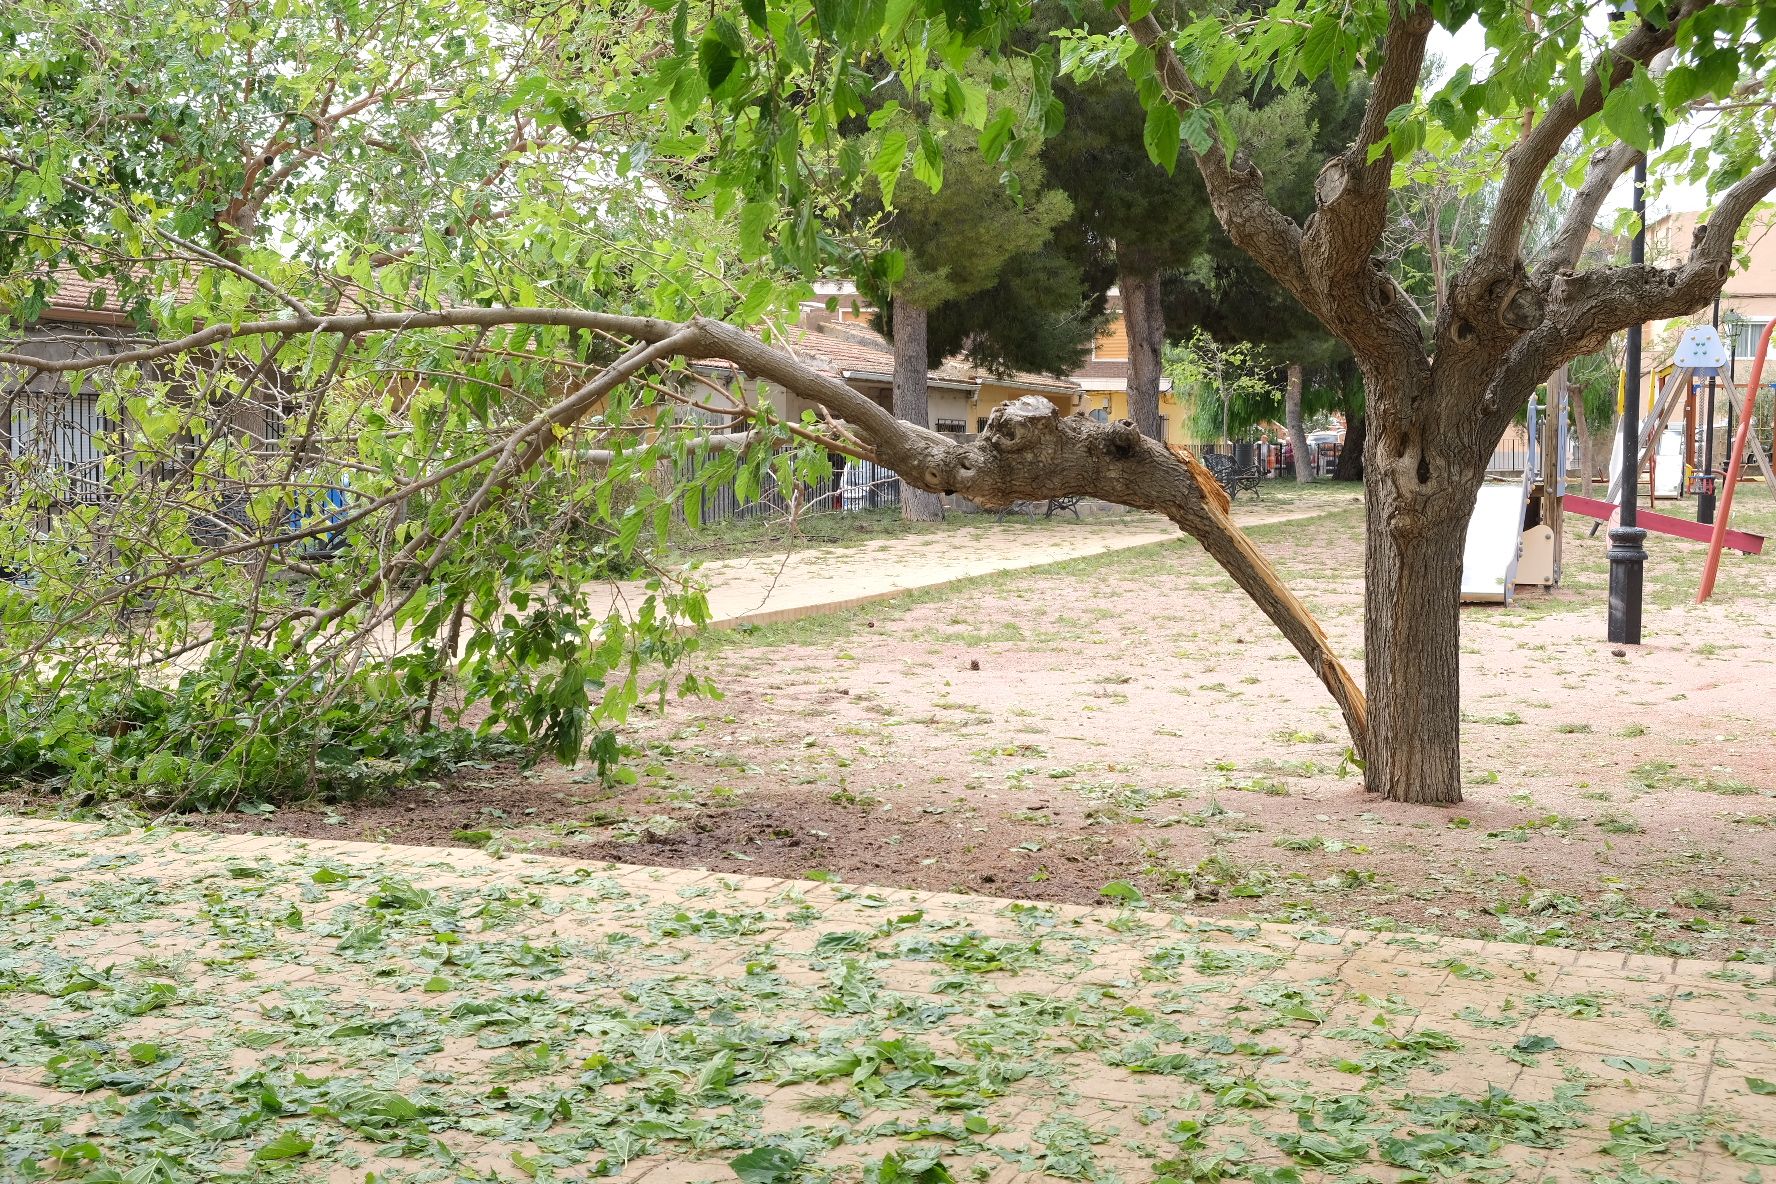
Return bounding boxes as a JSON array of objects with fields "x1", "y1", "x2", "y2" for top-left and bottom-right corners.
[{"x1": 1460, "y1": 483, "x2": 1529, "y2": 603}]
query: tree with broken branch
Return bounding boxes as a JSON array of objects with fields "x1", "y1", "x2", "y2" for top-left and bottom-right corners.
[
  {"x1": 1097, "y1": 0, "x2": 1776, "y2": 802},
  {"x1": 4, "y1": 0, "x2": 1772, "y2": 808}
]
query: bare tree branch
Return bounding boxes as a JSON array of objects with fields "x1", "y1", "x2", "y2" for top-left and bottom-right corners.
[
  {"x1": 1300, "y1": 4, "x2": 1434, "y2": 281},
  {"x1": 1484, "y1": 154, "x2": 1776, "y2": 442},
  {"x1": 1538, "y1": 141, "x2": 1643, "y2": 274},
  {"x1": 1122, "y1": 5, "x2": 1427, "y2": 368},
  {"x1": 1476, "y1": 1, "x2": 1708, "y2": 272},
  {"x1": 1120, "y1": 8, "x2": 1310, "y2": 300}
]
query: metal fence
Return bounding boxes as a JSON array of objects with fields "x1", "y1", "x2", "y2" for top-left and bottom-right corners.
[
  {"x1": 677, "y1": 451, "x2": 902, "y2": 525},
  {"x1": 5, "y1": 392, "x2": 111, "y2": 506}
]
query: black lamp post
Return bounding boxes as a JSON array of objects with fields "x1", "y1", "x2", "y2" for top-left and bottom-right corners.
[
  {"x1": 1699, "y1": 294, "x2": 1720, "y2": 524},
  {"x1": 1608, "y1": 152, "x2": 1647, "y2": 645}
]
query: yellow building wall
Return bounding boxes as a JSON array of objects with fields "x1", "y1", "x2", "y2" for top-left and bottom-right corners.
[
  {"x1": 1093, "y1": 315, "x2": 1129, "y2": 361},
  {"x1": 1080, "y1": 389, "x2": 1183, "y2": 436}
]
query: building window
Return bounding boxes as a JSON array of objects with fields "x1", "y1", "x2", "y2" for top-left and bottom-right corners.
[
  {"x1": 934, "y1": 418, "x2": 967, "y2": 434},
  {"x1": 975, "y1": 417, "x2": 989, "y2": 433},
  {"x1": 1730, "y1": 319, "x2": 1770, "y2": 358},
  {"x1": 1157, "y1": 415, "x2": 1168, "y2": 443}
]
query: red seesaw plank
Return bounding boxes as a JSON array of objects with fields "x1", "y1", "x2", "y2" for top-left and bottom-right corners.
[{"x1": 1565, "y1": 494, "x2": 1765, "y2": 554}]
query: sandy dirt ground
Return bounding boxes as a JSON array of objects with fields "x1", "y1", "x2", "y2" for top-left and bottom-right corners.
[{"x1": 179, "y1": 486, "x2": 1776, "y2": 961}]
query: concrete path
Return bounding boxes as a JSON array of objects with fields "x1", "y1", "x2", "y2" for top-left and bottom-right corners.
[
  {"x1": 3, "y1": 816, "x2": 1770, "y2": 1182},
  {"x1": 638, "y1": 504, "x2": 1339, "y2": 628}
]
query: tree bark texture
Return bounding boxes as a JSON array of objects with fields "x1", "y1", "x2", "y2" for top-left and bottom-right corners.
[
  {"x1": 1353, "y1": 359, "x2": 1505, "y2": 803},
  {"x1": 890, "y1": 302, "x2": 945, "y2": 521},
  {"x1": 1286, "y1": 363, "x2": 1312, "y2": 482},
  {"x1": 1118, "y1": 256, "x2": 1165, "y2": 441}
]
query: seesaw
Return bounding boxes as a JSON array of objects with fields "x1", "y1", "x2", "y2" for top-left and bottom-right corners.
[{"x1": 1564, "y1": 493, "x2": 1764, "y2": 554}]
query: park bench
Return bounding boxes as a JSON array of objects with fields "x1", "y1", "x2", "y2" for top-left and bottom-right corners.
[
  {"x1": 996, "y1": 495, "x2": 1084, "y2": 521},
  {"x1": 1201, "y1": 453, "x2": 1265, "y2": 502}
]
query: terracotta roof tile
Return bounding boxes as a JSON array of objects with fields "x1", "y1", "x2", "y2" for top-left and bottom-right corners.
[
  {"x1": 6, "y1": 267, "x2": 203, "y2": 324},
  {"x1": 775, "y1": 320, "x2": 1078, "y2": 395}
]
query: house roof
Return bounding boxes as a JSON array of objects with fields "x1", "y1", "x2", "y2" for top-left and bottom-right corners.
[
  {"x1": 6, "y1": 267, "x2": 203, "y2": 326},
  {"x1": 775, "y1": 320, "x2": 1079, "y2": 396}
]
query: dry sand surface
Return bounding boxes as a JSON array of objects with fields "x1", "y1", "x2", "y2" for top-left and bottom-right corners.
[{"x1": 188, "y1": 487, "x2": 1776, "y2": 961}]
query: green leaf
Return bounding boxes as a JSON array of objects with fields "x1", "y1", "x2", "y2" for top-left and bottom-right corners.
[
  {"x1": 1513, "y1": 1034, "x2": 1559, "y2": 1053},
  {"x1": 739, "y1": 202, "x2": 774, "y2": 258},
  {"x1": 1142, "y1": 101, "x2": 1182, "y2": 173},
  {"x1": 730, "y1": 1146, "x2": 802, "y2": 1184},
  {"x1": 977, "y1": 108, "x2": 1016, "y2": 163},
  {"x1": 912, "y1": 128, "x2": 943, "y2": 192},
  {"x1": 423, "y1": 975, "x2": 452, "y2": 993},
  {"x1": 1748, "y1": 1076, "x2": 1776, "y2": 1095},
  {"x1": 1603, "y1": 1056, "x2": 1656, "y2": 1074},
  {"x1": 1099, "y1": 880, "x2": 1143, "y2": 903},
  {"x1": 871, "y1": 131, "x2": 908, "y2": 205},
  {"x1": 252, "y1": 1132, "x2": 313, "y2": 1161},
  {"x1": 697, "y1": 18, "x2": 744, "y2": 98},
  {"x1": 1601, "y1": 68, "x2": 1658, "y2": 149},
  {"x1": 739, "y1": 0, "x2": 765, "y2": 31},
  {"x1": 1299, "y1": 16, "x2": 1341, "y2": 79},
  {"x1": 336, "y1": 920, "x2": 385, "y2": 951}
]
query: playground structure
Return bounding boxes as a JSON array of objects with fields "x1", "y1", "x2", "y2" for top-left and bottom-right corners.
[
  {"x1": 1459, "y1": 324, "x2": 1770, "y2": 607},
  {"x1": 1459, "y1": 387, "x2": 1567, "y2": 605}
]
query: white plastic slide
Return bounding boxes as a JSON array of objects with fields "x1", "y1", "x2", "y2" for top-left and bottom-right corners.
[
  {"x1": 1654, "y1": 427, "x2": 1683, "y2": 497},
  {"x1": 1460, "y1": 482, "x2": 1528, "y2": 604}
]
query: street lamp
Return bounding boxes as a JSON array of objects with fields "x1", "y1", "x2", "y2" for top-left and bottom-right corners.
[
  {"x1": 1699, "y1": 294, "x2": 1721, "y2": 524},
  {"x1": 1608, "y1": 153, "x2": 1647, "y2": 645}
]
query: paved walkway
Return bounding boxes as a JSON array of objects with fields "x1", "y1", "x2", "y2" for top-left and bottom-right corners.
[
  {"x1": 634, "y1": 504, "x2": 1340, "y2": 628},
  {"x1": 2, "y1": 816, "x2": 1770, "y2": 1182}
]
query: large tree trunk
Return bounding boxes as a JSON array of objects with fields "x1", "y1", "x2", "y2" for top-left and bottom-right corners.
[
  {"x1": 1118, "y1": 251, "x2": 1165, "y2": 440},
  {"x1": 1349, "y1": 365, "x2": 1491, "y2": 809},
  {"x1": 1359, "y1": 376, "x2": 1486, "y2": 805},
  {"x1": 891, "y1": 302, "x2": 945, "y2": 521},
  {"x1": 1285, "y1": 363, "x2": 1312, "y2": 482}
]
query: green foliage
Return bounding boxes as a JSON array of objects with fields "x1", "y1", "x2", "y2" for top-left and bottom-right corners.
[
  {"x1": 1167, "y1": 332, "x2": 1285, "y2": 443},
  {"x1": 0, "y1": 643, "x2": 487, "y2": 809}
]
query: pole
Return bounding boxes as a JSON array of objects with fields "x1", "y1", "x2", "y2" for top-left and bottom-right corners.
[
  {"x1": 1726, "y1": 331, "x2": 1736, "y2": 468},
  {"x1": 1698, "y1": 316, "x2": 1776, "y2": 601},
  {"x1": 1699, "y1": 294, "x2": 1720, "y2": 524},
  {"x1": 1608, "y1": 155, "x2": 1647, "y2": 645}
]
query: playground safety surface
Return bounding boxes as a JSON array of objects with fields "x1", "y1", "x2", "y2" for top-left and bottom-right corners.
[{"x1": 3, "y1": 816, "x2": 1773, "y2": 1182}]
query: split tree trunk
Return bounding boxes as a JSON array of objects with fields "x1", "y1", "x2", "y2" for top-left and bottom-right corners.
[
  {"x1": 1285, "y1": 363, "x2": 1312, "y2": 482},
  {"x1": 890, "y1": 302, "x2": 945, "y2": 522},
  {"x1": 1118, "y1": 253, "x2": 1165, "y2": 440}
]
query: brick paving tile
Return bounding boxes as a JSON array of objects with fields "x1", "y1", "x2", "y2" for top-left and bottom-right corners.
[{"x1": 1, "y1": 817, "x2": 1772, "y2": 1183}]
